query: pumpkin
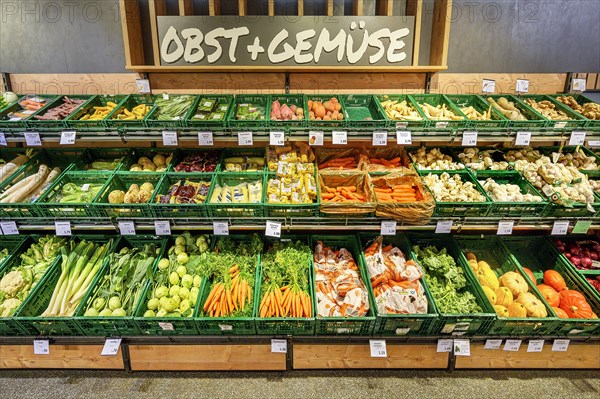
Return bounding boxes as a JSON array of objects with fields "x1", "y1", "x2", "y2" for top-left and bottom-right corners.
[
  {"x1": 477, "y1": 261, "x2": 492, "y2": 273},
  {"x1": 537, "y1": 284, "x2": 560, "y2": 307},
  {"x1": 499, "y1": 271, "x2": 528, "y2": 297},
  {"x1": 543, "y1": 270, "x2": 567, "y2": 292},
  {"x1": 507, "y1": 302, "x2": 527, "y2": 318},
  {"x1": 476, "y1": 269, "x2": 499, "y2": 291},
  {"x1": 515, "y1": 292, "x2": 548, "y2": 318},
  {"x1": 552, "y1": 307, "x2": 569, "y2": 319},
  {"x1": 558, "y1": 290, "x2": 594, "y2": 319},
  {"x1": 494, "y1": 305, "x2": 509, "y2": 318},
  {"x1": 482, "y1": 286, "x2": 497, "y2": 305},
  {"x1": 522, "y1": 267, "x2": 536, "y2": 284},
  {"x1": 495, "y1": 287, "x2": 513, "y2": 307}
]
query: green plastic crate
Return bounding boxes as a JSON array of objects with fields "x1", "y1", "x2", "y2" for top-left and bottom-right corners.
[
  {"x1": 228, "y1": 95, "x2": 270, "y2": 131},
  {"x1": 518, "y1": 95, "x2": 588, "y2": 129},
  {"x1": 145, "y1": 94, "x2": 198, "y2": 128},
  {"x1": 67, "y1": 148, "x2": 132, "y2": 174},
  {"x1": 74, "y1": 236, "x2": 167, "y2": 337},
  {"x1": 483, "y1": 95, "x2": 548, "y2": 130},
  {"x1": 206, "y1": 173, "x2": 265, "y2": 219},
  {"x1": 169, "y1": 149, "x2": 221, "y2": 173},
  {"x1": 25, "y1": 95, "x2": 95, "y2": 129},
  {"x1": 105, "y1": 94, "x2": 156, "y2": 129},
  {"x1": 444, "y1": 94, "x2": 509, "y2": 130},
  {"x1": 407, "y1": 146, "x2": 465, "y2": 172},
  {"x1": 546, "y1": 237, "x2": 600, "y2": 278},
  {"x1": 187, "y1": 95, "x2": 234, "y2": 130},
  {"x1": 418, "y1": 170, "x2": 492, "y2": 217},
  {"x1": 310, "y1": 234, "x2": 376, "y2": 335},
  {"x1": 268, "y1": 94, "x2": 308, "y2": 131},
  {"x1": 455, "y1": 236, "x2": 560, "y2": 336},
  {"x1": 0, "y1": 95, "x2": 58, "y2": 131},
  {"x1": 549, "y1": 94, "x2": 600, "y2": 128},
  {"x1": 357, "y1": 233, "x2": 438, "y2": 337},
  {"x1": 341, "y1": 94, "x2": 387, "y2": 130},
  {"x1": 502, "y1": 237, "x2": 600, "y2": 336},
  {"x1": 0, "y1": 236, "x2": 27, "y2": 271},
  {"x1": 65, "y1": 95, "x2": 128, "y2": 130},
  {"x1": 150, "y1": 173, "x2": 213, "y2": 219},
  {"x1": 375, "y1": 94, "x2": 429, "y2": 129},
  {"x1": 95, "y1": 172, "x2": 163, "y2": 219},
  {"x1": 254, "y1": 235, "x2": 316, "y2": 335},
  {"x1": 121, "y1": 148, "x2": 175, "y2": 172},
  {"x1": 411, "y1": 94, "x2": 468, "y2": 130},
  {"x1": 473, "y1": 170, "x2": 549, "y2": 217},
  {"x1": 407, "y1": 234, "x2": 497, "y2": 336},
  {"x1": 36, "y1": 172, "x2": 112, "y2": 219},
  {"x1": 264, "y1": 172, "x2": 320, "y2": 218},
  {"x1": 305, "y1": 95, "x2": 347, "y2": 130}
]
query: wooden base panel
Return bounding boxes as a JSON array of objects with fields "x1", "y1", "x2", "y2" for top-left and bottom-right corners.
[
  {"x1": 0, "y1": 344, "x2": 124, "y2": 369},
  {"x1": 455, "y1": 343, "x2": 600, "y2": 369},
  {"x1": 293, "y1": 343, "x2": 447, "y2": 369},
  {"x1": 128, "y1": 344, "x2": 286, "y2": 371}
]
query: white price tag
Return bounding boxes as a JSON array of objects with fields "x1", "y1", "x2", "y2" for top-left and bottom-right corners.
[
  {"x1": 332, "y1": 130, "x2": 348, "y2": 145},
  {"x1": 497, "y1": 221, "x2": 514, "y2": 235},
  {"x1": 453, "y1": 339, "x2": 470, "y2": 356},
  {"x1": 218, "y1": 324, "x2": 233, "y2": 331},
  {"x1": 24, "y1": 132, "x2": 42, "y2": 147},
  {"x1": 81, "y1": 184, "x2": 90, "y2": 192},
  {"x1": 484, "y1": 339, "x2": 503, "y2": 350},
  {"x1": 33, "y1": 339, "x2": 50, "y2": 355},
  {"x1": 482, "y1": 79, "x2": 496, "y2": 94},
  {"x1": 515, "y1": 131, "x2": 531, "y2": 146},
  {"x1": 551, "y1": 221, "x2": 569, "y2": 236},
  {"x1": 309, "y1": 131, "x2": 324, "y2": 146},
  {"x1": 380, "y1": 221, "x2": 397, "y2": 236},
  {"x1": 55, "y1": 221, "x2": 72, "y2": 236},
  {"x1": 162, "y1": 131, "x2": 178, "y2": 146},
  {"x1": 238, "y1": 131, "x2": 253, "y2": 146},
  {"x1": 569, "y1": 131, "x2": 586, "y2": 146},
  {"x1": 60, "y1": 130, "x2": 76, "y2": 145},
  {"x1": 551, "y1": 339, "x2": 570, "y2": 352},
  {"x1": 136, "y1": 79, "x2": 151, "y2": 93},
  {"x1": 198, "y1": 131, "x2": 214, "y2": 146},
  {"x1": 554, "y1": 121, "x2": 568, "y2": 130},
  {"x1": 396, "y1": 122, "x2": 408, "y2": 129},
  {"x1": 503, "y1": 339, "x2": 522, "y2": 352},
  {"x1": 572, "y1": 78, "x2": 587, "y2": 92},
  {"x1": 372, "y1": 131, "x2": 387, "y2": 146},
  {"x1": 154, "y1": 221, "x2": 171, "y2": 236},
  {"x1": 213, "y1": 221, "x2": 229, "y2": 236},
  {"x1": 118, "y1": 221, "x2": 136, "y2": 236},
  {"x1": 158, "y1": 322, "x2": 174, "y2": 331},
  {"x1": 270, "y1": 131, "x2": 285, "y2": 146},
  {"x1": 436, "y1": 339, "x2": 453, "y2": 353},
  {"x1": 462, "y1": 131, "x2": 478, "y2": 146},
  {"x1": 396, "y1": 130, "x2": 412, "y2": 145},
  {"x1": 0, "y1": 221, "x2": 19, "y2": 235},
  {"x1": 369, "y1": 339, "x2": 387, "y2": 358},
  {"x1": 101, "y1": 338, "x2": 122, "y2": 356},
  {"x1": 587, "y1": 140, "x2": 600, "y2": 148},
  {"x1": 516, "y1": 79, "x2": 529, "y2": 93},
  {"x1": 265, "y1": 221, "x2": 282, "y2": 238},
  {"x1": 271, "y1": 339, "x2": 287, "y2": 353},
  {"x1": 527, "y1": 339, "x2": 545, "y2": 353},
  {"x1": 436, "y1": 122, "x2": 449, "y2": 129},
  {"x1": 435, "y1": 220, "x2": 453, "y2": 234},
  {"x1": 0, "y1": 132, "x2": 6, "y2": 146},
  {"x1": 162, "y1": 93, "x2": 170, "y2": 100}
]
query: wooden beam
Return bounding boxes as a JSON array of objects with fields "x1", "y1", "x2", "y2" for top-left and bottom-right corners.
[
  {"x1": 148, "y1": 72, "x2": 286, "y2": 93},
  {"x1": 406, "y1": 0, "x2": 422, "y2": 66},
  {"x1": 297, "y1": 0, "x2": 304, "y2": 16},
  {"x1": 430, "y1": 73, "x2": 567, "y2": 95},
  {"x1": 238, "y1": 0, "x2": 247, "y2": 16},
  {"x1": 290, "y1": 72, "x2": 426, "y2": 94},
  {"x1": 0, "y1": 345, "x2": 124, "y2": 369},
  {"x1": 377, "y1": 0, "x2": 393, "y2": 16},
  {"x1": 327, "y1": 0, "x2": 334, "y2": 16},
  {"x1": 429, "y1": 0, "x2": 452, "y2": 67},
  {"x1": 119, "y1": 0, "x2": 145, "y2": 66},
  {"x1": 149, "y1": 0, "x2": 167, "y2": 66},
  {"x1": 8, "y1": 73, "x2": 139, "y2": 95},
  {"x1": 129, "y1": 65, "x2": 447, "y2": 73},
  {"x1": 209, "y1": 0, "x2": 221, "y2": 16},
  {"x1": 178, "y1": 0, "x2": 193, "y2": 15},
  {"x1": 353, "y1": 0, "x2": 363, "y2": 16},
  {"x1": 268, "y1": 0, "x2": 275, "y2": 16}
]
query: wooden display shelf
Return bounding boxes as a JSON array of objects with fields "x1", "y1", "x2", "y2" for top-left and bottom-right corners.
[
  {"x1": 0, "y1": 344, "x2": 124, "y2": 369},
  {"x1": 128, "y1": 344, "x2": 286, "y2": 371}
]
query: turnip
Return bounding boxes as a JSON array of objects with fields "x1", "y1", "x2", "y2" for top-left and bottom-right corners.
[
  {"x1": 108, "y1": 296, "x2": 121, "y2": 311},
  {"x1": 169, "y1": 272, "x2": 180, "y2": 285},
  {"x1": 93, "y1": 297, "x2": 106, "y2": 310},
  {"x1": 178, "y1": 287, "x2": 190, "y2": 300},
  {"x1": 176, "y1": 265, "x2": 187, "y2": 278},
  {"x1": 155, "y1": 285, "x2": 168, "y2": 298},
  {"x1": 158, "y1": 258, "x2": 169, "y2": 270},
  {"x1": 182, "y1": 274, "x2": 194, "y2": 289},
  {"x1": 174, "y1": 244, "x2": 186, "y2": 255},
  {"x1": 99, "y1": 308, "x2": 112, "y2": 317},
  {"x1": 143, "y1": 310, "x2": 155, "y2": 317},
  {"x1": 179, "y1": 299, "x2": 191, "y2": 313},
  {"x1": 111, "y1": 308, "x2": 126, "y2": 317},
  {"x1": 190, "y1": 287, "x2": 199, "y2": 306},
  {"x1": 193, "y1": 275, "x2": 201, "y2": 288},
  {"x1": 163, "y1": 297, "x2": 177, "y2": 312},
  {"x1": 156, "y1": 309, "x2": 167, "y2": 317},
  {"x1": 147, "y1": 298, "x2": 159, "y2": 310},
  {"x1": 169, "y1": 285, "x2": 180, "y2": 297},
  {"x1": 84, "y1": 308, "x2": 99, "y2": 317},
  {"x1": 175, "y1": 236, "x2": 186, "y2": 246},
  {"x1": 177, "y1": 253, "x2": 189, "y2": 265}
]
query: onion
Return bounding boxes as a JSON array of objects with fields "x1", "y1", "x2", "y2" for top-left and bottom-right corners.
[
  {"x1": 582, "y1": 257, "x2": 593, "y2": 268},
  {"x1": 2, "y1": 91, "x2": 18, "y2": 103}
]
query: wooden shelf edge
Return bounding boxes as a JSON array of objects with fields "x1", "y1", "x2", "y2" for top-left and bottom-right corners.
[{"x1": 126, "y1": 65, "x2": 449, "y2": 73}]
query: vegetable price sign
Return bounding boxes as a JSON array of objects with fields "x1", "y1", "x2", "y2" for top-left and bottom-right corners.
[{"x1": 0, "y1": 132, "x2": 7, "y2": 146}]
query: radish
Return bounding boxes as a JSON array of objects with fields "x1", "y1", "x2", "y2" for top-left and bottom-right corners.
[
  {"x1": 26, "y1": 167, "x2": 61, "y2": 202},
  {"x1": 0, "y1": 154, "x2": 30, "y2": 184},
  {"x1": 0, "y1": 164, "x2": 49, "y2": 203}
]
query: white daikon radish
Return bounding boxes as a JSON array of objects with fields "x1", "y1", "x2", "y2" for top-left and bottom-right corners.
[
  {"x1": 0, "y1": 154, "x2": 30, "y2": 184},
  {"x1": 0, "y1": 164, "x2": 49, "y2": 203},
  {"x1": 26, "y1": 167, "x2": 61, "y2": 202}
]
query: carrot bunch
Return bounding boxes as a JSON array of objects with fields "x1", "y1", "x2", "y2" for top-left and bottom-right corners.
[
  {"x1": 203, "y1": 265, "x2": 252, "y2": 317},
  {"x1": 374, "y1": 183, "x2": 422, "y2": 203},
  {"x1": 19, "y1": 98, "x2": 46, "y2": 111},
  {"x1": 259, "y1": 285, "x2": 312, "y2": 317},
  {"x1": 322, "y1": 185, "x2": 366, "y2": 203},
  {"x1": 319, "y1": 156, "x2": 357, "y2": 170},
  {"x1": 369, "y1": 156, "x2": 403, "y2": 168}
]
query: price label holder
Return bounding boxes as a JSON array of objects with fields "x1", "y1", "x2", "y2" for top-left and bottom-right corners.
[
  {"x1": 588, "y1": 140, "x2": 600, "y2": 148},
  {"x1": 436, "y1": 339, "x2": 453, "y2": 353},
  {"x1": 516, "y1": 79, "x2": 529, "y2": 93},
  {"x1": 162, "y1": 131, "x2": 178, "y2": 146},
  {"x1": 158, "y1": 322, "x2": 174, "y2": 331},
  {"x1": 136, "y1": 78, "x2": 151, "y2": 93},
  {"x1": 81, "y1": 184, "x2": 90, "y2": 192},
  {"x1": 270, "y1": 131, "x2": 285, "y2": 146},
  {"x1": 497, "y1": 221, "x2": 514, "y2": 235},
  {"x1": 0, "y1": 132, "x2": 6, "y2": 146},
  {"x1": 484, "y1": 339, "x2": 502, "y2": 350},
  {"x1": 482, "y1": 79, "x2": 496, "y2": 94},
  {"x1": 24, "y1": 132, "x2": 42, "y2": 147},
  {"x1": 60, "y1": 130, "x2": 76, "y2": 145},
  {"x1": 551, "y1": 221, "x2": 569, "y2": 236},
  {"x1": 308, "y1": 131, "x2": 323, "y2": 146},
  {"x1": 396, "y1": 130, "x2": 412, "y2": 145},
  {"x1": 569, "y1": 131, "x2": 586, "y2": 146},
  {"x1": 503, "y1": 339, "x2": 522, "y2": 352},
  {"x1": 118, "y1": 221, "x2": 136, "y2": 236},
  {"x1": 435, "y1": 220, "x2": 453, "y2": 234},
  {"x1": 33, "y1": 339, "x2": 50, "y2": 355},
  {"x1": 55, "y1": 221, "x2": 72, "y2": 236},
  {"x1": 369, "y1": 339, "x2": 387, "y2": 358},
  {"x1": 332, "y1": 130, "x2": 348, "y2": 145},
  {"x1": 572, "y1": 78, "x2": 587, "y2": 92},
  {"x1": 162, "y1": 93, "x2": 170, "y2": 100},
  {"x1": 453, "y1": 339, "x2": 470, "y2": 356},
  {"x1": 0, "y1": 221, "x2": 19, "y2": 235},
  {"x1": 265, "y1": 221, "x2": 282, "y2": 238},
  {"x1": 271, "y1": 339, "x2": 287, "y2": 353},
  {"x1": 101, "y1": 338, "x2": 122, "y2": 356},
  {"x1": 198, "y1": 131, "x2": 214, "y2": 146},
  {"x1": 462, "y1": 131, "x2": 478, "y2": 146},
  {"x1": 380, "y1": 221, "x2": 397, "y2": 236},
  {"x1": 372, "y1": 131, "x2": 387, "y2": 146},
  {"x1": 238, "y1": 131, "x2": 253, "y2": 146},
  {"x1": 527, "y1": 339, "x2": 544, "y2": 353},
  {"x1": 515, "y1": 131, "x2": 531, "y2": 146},
  {"x1": 218, "y1": 324, "x2": 233, "y2": 331},
  {"x1": 572, "y1": 220, "x2": 592, "y2": 235},
  {"x1": 551, "y1": 339, "x2": 570, "y2": 352},
  {"x1": 213, "y1": 221, "x2": 229, "y2": 236},
  {"x1": 154, "y1": 221, "x2": 171, "y2": 236},
  {"x1": 554, "y1": 121, "x2": 568, "y2": 130}
]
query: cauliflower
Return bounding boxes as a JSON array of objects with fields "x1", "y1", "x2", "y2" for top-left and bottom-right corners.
[
  {"x1": 108, "y1": 190, "x2": 125, "y2": 204},
  {"x1": 0, "y1": 269, "x2": 32, "y2": 297},
  {"x1": 0, "y1": 297, "x2": 22, "y2": 317}
]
